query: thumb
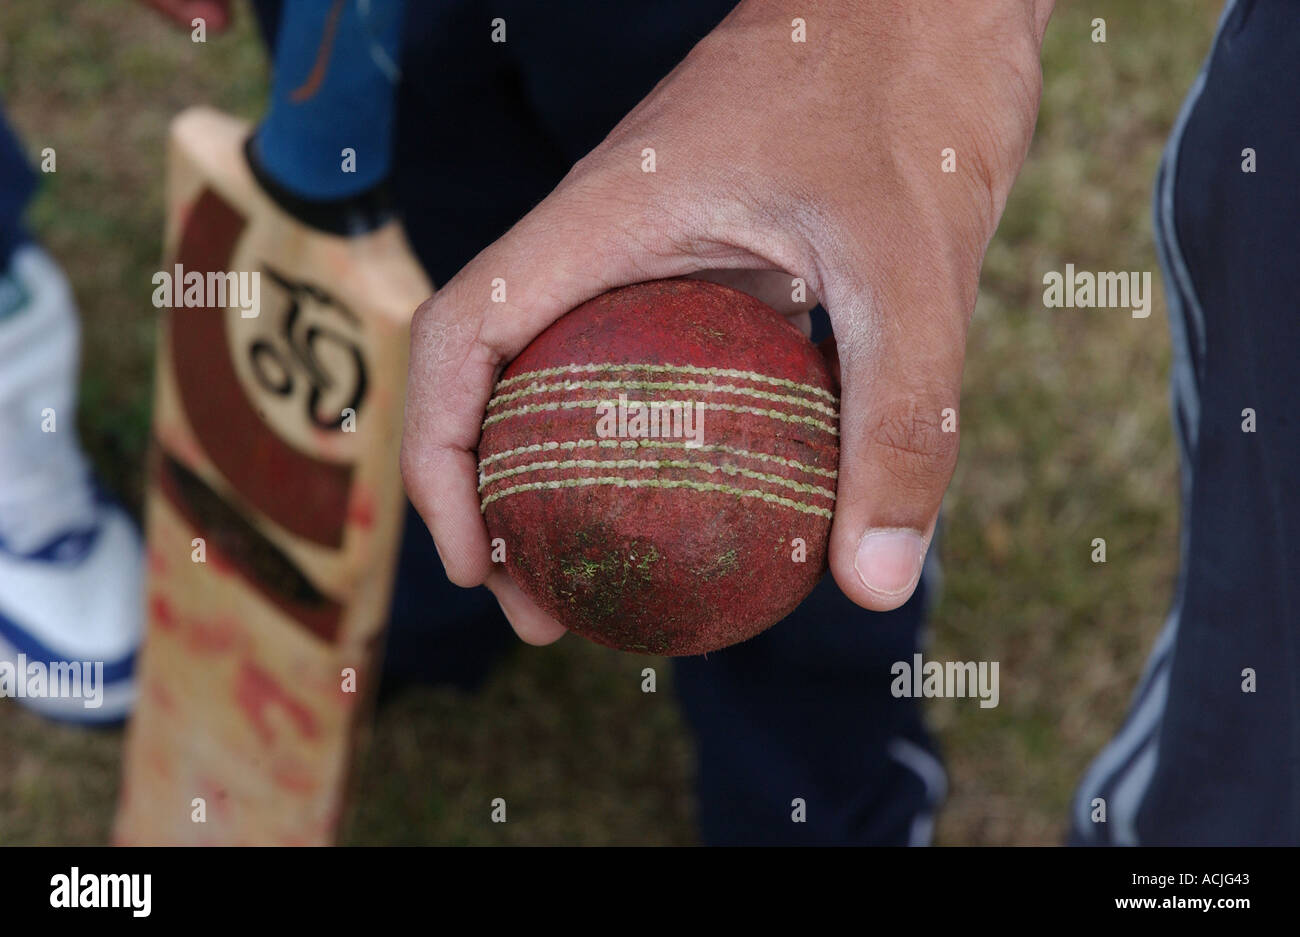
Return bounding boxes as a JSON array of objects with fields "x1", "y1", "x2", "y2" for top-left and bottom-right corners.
[{"x1": 825, "y1": 283, "x2": 966, "y2": 612}]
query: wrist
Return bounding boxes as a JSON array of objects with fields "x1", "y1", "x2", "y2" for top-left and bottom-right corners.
[{"x1": 722, "y1": 0, "x2": 1053, "y2": 53}]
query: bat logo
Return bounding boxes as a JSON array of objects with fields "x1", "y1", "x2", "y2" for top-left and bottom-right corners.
[
  {"x1": 249, "y1": 267, "x2": 369, "y2": 431},
  {"x1": 167, "y1": 187, "x2": 355, "y2": 548}
]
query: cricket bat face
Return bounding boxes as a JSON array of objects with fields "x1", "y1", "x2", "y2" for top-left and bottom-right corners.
[{"x1": 115, "y1": 107, "x2": 430, "y2": 845}]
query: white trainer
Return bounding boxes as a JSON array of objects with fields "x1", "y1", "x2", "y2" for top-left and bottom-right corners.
[{"x1": 0, "y1": 245, "x2": 143, "y2": 724}]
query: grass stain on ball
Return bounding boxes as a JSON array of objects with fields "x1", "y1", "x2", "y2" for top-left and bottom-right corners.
[{"x1": 477, "y1": 279, "x2": 839, "y2": 655}]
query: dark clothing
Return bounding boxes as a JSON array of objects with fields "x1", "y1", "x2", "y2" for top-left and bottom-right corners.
[
  {"x1": 1071, "y1": 0, "x2": 1300, "y2": 845},
  {"x1": 0, "y1": 104, "x2": 35, "y2": 267}
]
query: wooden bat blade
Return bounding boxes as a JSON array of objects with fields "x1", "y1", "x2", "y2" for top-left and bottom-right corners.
[{"x1": 115, "y1": 107, "x2": 431, "y2": 846}]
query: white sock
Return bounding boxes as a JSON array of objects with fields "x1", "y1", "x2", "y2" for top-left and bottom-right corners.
[{"x1": 0, "y1": 245, "x2": 96, "y2": 553}]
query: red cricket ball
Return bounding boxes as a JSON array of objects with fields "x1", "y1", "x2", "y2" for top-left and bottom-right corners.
[{"x1": 477, "y1": 279, "x2": 839, "y2": 655}]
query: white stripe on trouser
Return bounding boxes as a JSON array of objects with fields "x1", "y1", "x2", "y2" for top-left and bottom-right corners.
[
  {"x1": 1072, "y1": 610, "x2": 1178, "y2": 839},
  {"x1": 1110, "y1": 741, "x2": 1161, "y2": 846},
  {"x1": 888, "y1": 737, "x2": 947, "y2": 846},
  {"x1": 1070, "y1": 0, "x2": 1241, "y2": 845}
]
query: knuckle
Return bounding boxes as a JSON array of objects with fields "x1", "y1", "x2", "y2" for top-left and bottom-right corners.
[
  {"x1": 868, "y1": 397, "x2": 960, "y2": 491},
  {"x1": 412, "y1": 292, "x2": 438, "y2": 321},
  {"x1": 963, "y1": 73, "x2": 1041, "y2": 228},
  {"x1": 408, "y1": 294, "x2": 436, "y2": 342},
  {"x1": 398, "y1": 444, "x2": 431, "y2": 506}
]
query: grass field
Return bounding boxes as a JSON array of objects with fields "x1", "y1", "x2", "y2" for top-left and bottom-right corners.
[{"x1": 0, "y1": 0, "x2": 1221, "y2": 845}]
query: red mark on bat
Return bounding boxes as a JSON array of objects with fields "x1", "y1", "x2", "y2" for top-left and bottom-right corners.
[
  {"x1": 148, "y1": 746, "x2": 173, "y2": 781},
  {"x1": 234, "y1": 660, "x2": 319, "y2": 744},
  {"x1": 347, "y1": 487, "x2": 376, "y2": 530},
  {"x1": 186, "y1": 617, "x2": 241, "y2": 655},
  {"x1": 150, "y1": 595, "x2": 178, "y2": 632},
  {"x1": 147, "y1": 679, "x2": 176, "y2": 713},
  {"x1": 195, "y1": 778, "x2": 231, "y2": 819},
  {"x1": 273, "y1": 763, "x2": 319, "y2": 794},
  {"x1": 148, "y1": 590, "x2": 253, "y2": 661}
]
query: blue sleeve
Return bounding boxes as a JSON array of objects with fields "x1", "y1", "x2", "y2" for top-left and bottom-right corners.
[{"x1": 252, "y1": 0, "x2": 406, "y2": 200}]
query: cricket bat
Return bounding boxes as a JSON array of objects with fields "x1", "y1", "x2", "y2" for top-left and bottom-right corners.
[{"x1": 114, "y1": 107, "x2": 430, "y2": 845}]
